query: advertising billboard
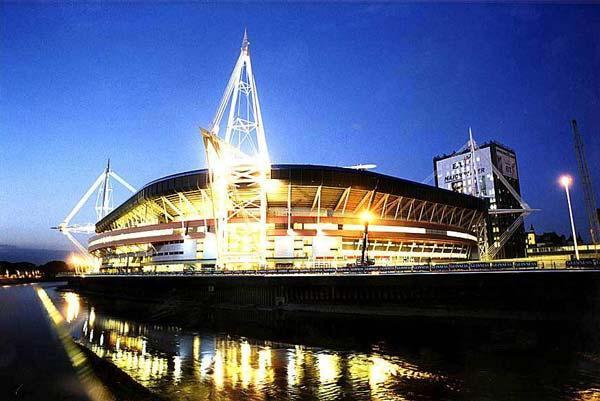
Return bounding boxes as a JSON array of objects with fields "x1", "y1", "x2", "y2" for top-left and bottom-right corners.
[
  {"x1": 495, "y1": 147, "x2": 518, "y2": 180},
  {"x1": 435, "y1": 147, "x2": 494, "y2": 198}
]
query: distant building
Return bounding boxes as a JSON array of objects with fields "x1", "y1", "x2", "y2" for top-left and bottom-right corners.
[
  {"x1": 526, "y1": 225, "x2": 567, "y2": 249},
  {"x1": 526, "y1": 225, "x2": 599, "y2": 261},
  {"x1": 566, "y1": 234, "x2": 585, "y2": 246},
  {"x1": 434, "y1": 140, "x2": 526, "y2": 259}
]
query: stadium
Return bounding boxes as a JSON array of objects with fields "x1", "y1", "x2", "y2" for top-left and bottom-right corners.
[
  {"x1": 89, "y1": 165, "x2": 487, "y2": 271},
  {"x1": 82, "y1": 34, "x2": 488, "y2": 272}
]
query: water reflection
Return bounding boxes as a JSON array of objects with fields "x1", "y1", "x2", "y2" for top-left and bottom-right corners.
[
  {"x1": 50, "y1": 288, "x2": 599, "y2": 401},
  {"x1": 79, "y1": 312, "x2": 168, "y2": 385},
  {"x1": 63, "y1": 292, "x2": 80, "y2": 323},
  {"x1": 61, "y1": 304, "x2": 447, "y2": 400}
]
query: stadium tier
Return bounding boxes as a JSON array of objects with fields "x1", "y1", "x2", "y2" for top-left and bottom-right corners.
[{"x1": 90, "y1": 165, "x2": 488, "y2": 272}]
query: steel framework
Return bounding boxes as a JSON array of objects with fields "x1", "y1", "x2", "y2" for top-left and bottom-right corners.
[
  {"x1": 571, "y1": 120, "x2": 600, "y2": 244},
  {"x1": 89, "y1": 181, "x2": 485, "y2": 265},
  {"x1": 465, "y1": 131, "x2": 535, "y2": 259},
  {"x1": 54, "y1": 160, "x2": 136, "y2": 264},
  {"x1": 202, "y1": 31, "x2": 270, "y2": 269},
  {"x1": 434, "y1": 130, "x2": 536, "y2": 259}
]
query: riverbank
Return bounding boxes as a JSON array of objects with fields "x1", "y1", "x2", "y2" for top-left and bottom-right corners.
[
  {"x1": 61, "y1": 284, "x2": 600, "y2": 356},
  {"x1": 1, "y1": 277, "x2": 63, "y2": 286},
  {"x1": 66, "y1": 270, "x2": 600, "y2": 322}
]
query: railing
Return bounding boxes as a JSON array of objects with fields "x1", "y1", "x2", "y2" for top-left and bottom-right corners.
[
  {"x1": 566, "y1": 259, "x2": 600, "y2": 268},
  {"x1": 58, "y1": 259, "x2": 600, "y2": 278}
]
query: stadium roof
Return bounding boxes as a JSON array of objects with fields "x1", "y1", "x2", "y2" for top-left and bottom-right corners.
[{"x1": 96, "y1": 164, "x2": 487, "y2": 232}]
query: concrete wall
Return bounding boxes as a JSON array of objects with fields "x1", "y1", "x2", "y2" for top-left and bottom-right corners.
[{"x1": 68, "y1": 270, "x2": 600, "y2": 321}]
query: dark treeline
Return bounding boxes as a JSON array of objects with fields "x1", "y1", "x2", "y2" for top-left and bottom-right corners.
[{"x1": 0, "y1": 260, "x2": 69, "y2": 277}]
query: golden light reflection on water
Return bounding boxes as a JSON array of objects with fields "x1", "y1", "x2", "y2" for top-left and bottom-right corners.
[
  {"x1": 89, "y1": 307, "x2": 96, "y2": 326},
  {"x1": 317, "y1": 352, "x2": 341, "y2": 383},
  {"x1": 76, "y1": 310, "x2": 170, "y2": 386},
  {"x1": 173, "y1": 355, "x2": 182, "y2": 383},
  {"x1": 287, "y1": 345, "x2": 305, "y2": 387},
  {"x1": 240, "y1": 340, "x2": 252, "y2": 387},
  {"x1": 193, "y1": 336, "x2": 200, "y2": 361},
  {"x1": 63, "y1": 292, "x2": 80, "y2": 323},
  {"x1": 205, "y1": 338, "x2": 276, "y2": 392},
  {"x1": 316, "y1": 352, "x2": 342, "y2": 399},
  {"x1": 575, "y1": 389, "x2": 600, "y2": 401},
  {"x1": 35, "y1": 287, "x2": 114, "y2": 401},
  {"x1": 213, "y1": 350, "x2": 224, "y2": 388},
  {"x1": 66, "y1": 306, "x2": 452, "y2": 401}
]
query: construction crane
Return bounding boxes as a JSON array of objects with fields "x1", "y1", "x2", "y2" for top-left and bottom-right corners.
[
  {"x1": 52, "y1": 160, "x2": 136, "y2": 268},
  {"x1": 571, "y1": 120, "x2": 600, "y2": 244}
]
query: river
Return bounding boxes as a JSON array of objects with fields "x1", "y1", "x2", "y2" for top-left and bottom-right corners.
[{"x1": 1, "y1": 282, "x2": 599, "y2": 400}]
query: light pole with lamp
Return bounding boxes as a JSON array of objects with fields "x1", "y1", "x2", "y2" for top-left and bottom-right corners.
[
  {"x1": 560, "y1": 175, "x2": 580, "y2": 260},
  {"x1": 360, "y1": 210, "x2": 373, "y2": 266}
]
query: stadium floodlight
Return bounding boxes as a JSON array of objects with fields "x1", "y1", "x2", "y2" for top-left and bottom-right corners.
[
  {"x1": 360, "y1": 210, "x2": 374, "y2": 224},
  {"x1": 560, "y1": 175, "x2": 579, "y2": 260}
]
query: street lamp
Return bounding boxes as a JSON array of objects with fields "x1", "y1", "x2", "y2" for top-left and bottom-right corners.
[
  {"x1": 560, "y1": 175, "x2": 580, "y2": 260},
  {"x1": 360, "y1": 210, "x2": 373, "y2": 266}
]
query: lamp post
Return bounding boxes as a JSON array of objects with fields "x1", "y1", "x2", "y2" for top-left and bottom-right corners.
[
  {"x1": 560, "y1": 175, "x2": 580, "y2": 260},
  {"x1": 360, "y1": 211, "x2": 373, "y2": 266}
]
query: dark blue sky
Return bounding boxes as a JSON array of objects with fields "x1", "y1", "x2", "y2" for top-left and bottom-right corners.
[{"x1": 1, "y1": 2, "x2": 599, "y2": 257}]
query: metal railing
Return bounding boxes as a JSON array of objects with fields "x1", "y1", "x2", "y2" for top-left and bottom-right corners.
[{"x1": 58, "y1": 259, "x2": 600, "y2": 278}]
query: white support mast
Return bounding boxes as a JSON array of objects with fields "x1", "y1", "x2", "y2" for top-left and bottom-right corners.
[
  {"x1": 468, "y1": 128, "x2": 481, "y2": 198},
  {"x1": 202, "y1": 30, "x2": 271, "y2": 269},
  {"x1": 464, "y1": 131, "x2": 536, "y2": 260},
  {"x1": 96, "y1": 159, "x2": 113, "y2": 221},
  {"x1": 54, "y1": 160, "x2": 136, "y2": 268}
]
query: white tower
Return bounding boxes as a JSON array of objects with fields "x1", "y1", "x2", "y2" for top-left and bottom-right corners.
[
  {"x1": 458, "y1": 130, "x2": 536, "y2": 260},
  {"x1": 202, "y1": 31, "x2": 271, "y2": 269},
  {"x1": 54, "y1": 160, "x2": 136, "y2": 270}
]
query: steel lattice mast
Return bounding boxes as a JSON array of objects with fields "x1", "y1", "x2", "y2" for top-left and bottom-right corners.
[
  {"x1": 53, "y1": 160, "x2": 136, "y2": 268},
  {"x1": 571, "y1": 120, "x2": 600, "y2": 244},
  {"x1": 455, "y1": 130, "x2": 537, "y2": 260},
  {"x1": 468, "y1": 127, "x2": 481, "y2": 198},
  {"x1": 202, "y1": 30, "x2": 271, "y2": 269}
]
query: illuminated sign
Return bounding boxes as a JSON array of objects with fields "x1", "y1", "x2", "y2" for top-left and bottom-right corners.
[
  {"x1": 495, "y1": 147, "x2": 518, "y2": 179},
  {"x1": 435, "y1": 147, "x2": 494, "y2": 197}
]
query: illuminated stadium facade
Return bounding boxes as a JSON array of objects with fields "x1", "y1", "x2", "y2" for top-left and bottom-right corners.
[
  {"x1": 90, "y1": 165, "x2": 487, "y2": 271},
  {"x1": 87, "y1": 33, "x2": 488, "y2": 271}
]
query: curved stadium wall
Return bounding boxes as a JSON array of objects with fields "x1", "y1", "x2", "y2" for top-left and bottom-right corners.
[{"x1": 89, "y1": 165, "x2": 487, "y2": 272}]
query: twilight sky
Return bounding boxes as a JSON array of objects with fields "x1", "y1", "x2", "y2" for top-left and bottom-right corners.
[{"x1": 1, "y1": 2, "x2": 599, "y2": 258}]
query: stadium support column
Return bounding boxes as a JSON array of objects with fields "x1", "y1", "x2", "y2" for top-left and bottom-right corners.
[
  {"x1": 54, "y1": 161, "x2": 136, "y2": 272},
  {"x1": 475, "y1": 213, "x2": 489, "y2": 260},
  {"x1": 202, "y1": 30, "x2": 271, "y2": 269}
]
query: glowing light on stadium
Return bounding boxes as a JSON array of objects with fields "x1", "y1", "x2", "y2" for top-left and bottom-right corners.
[
  {"x1": 84, "y1": 33, "x2": 489, "y2": 272},
  {"x1": 68, "y1": 253, "x2": 100, "y2": 274}
]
